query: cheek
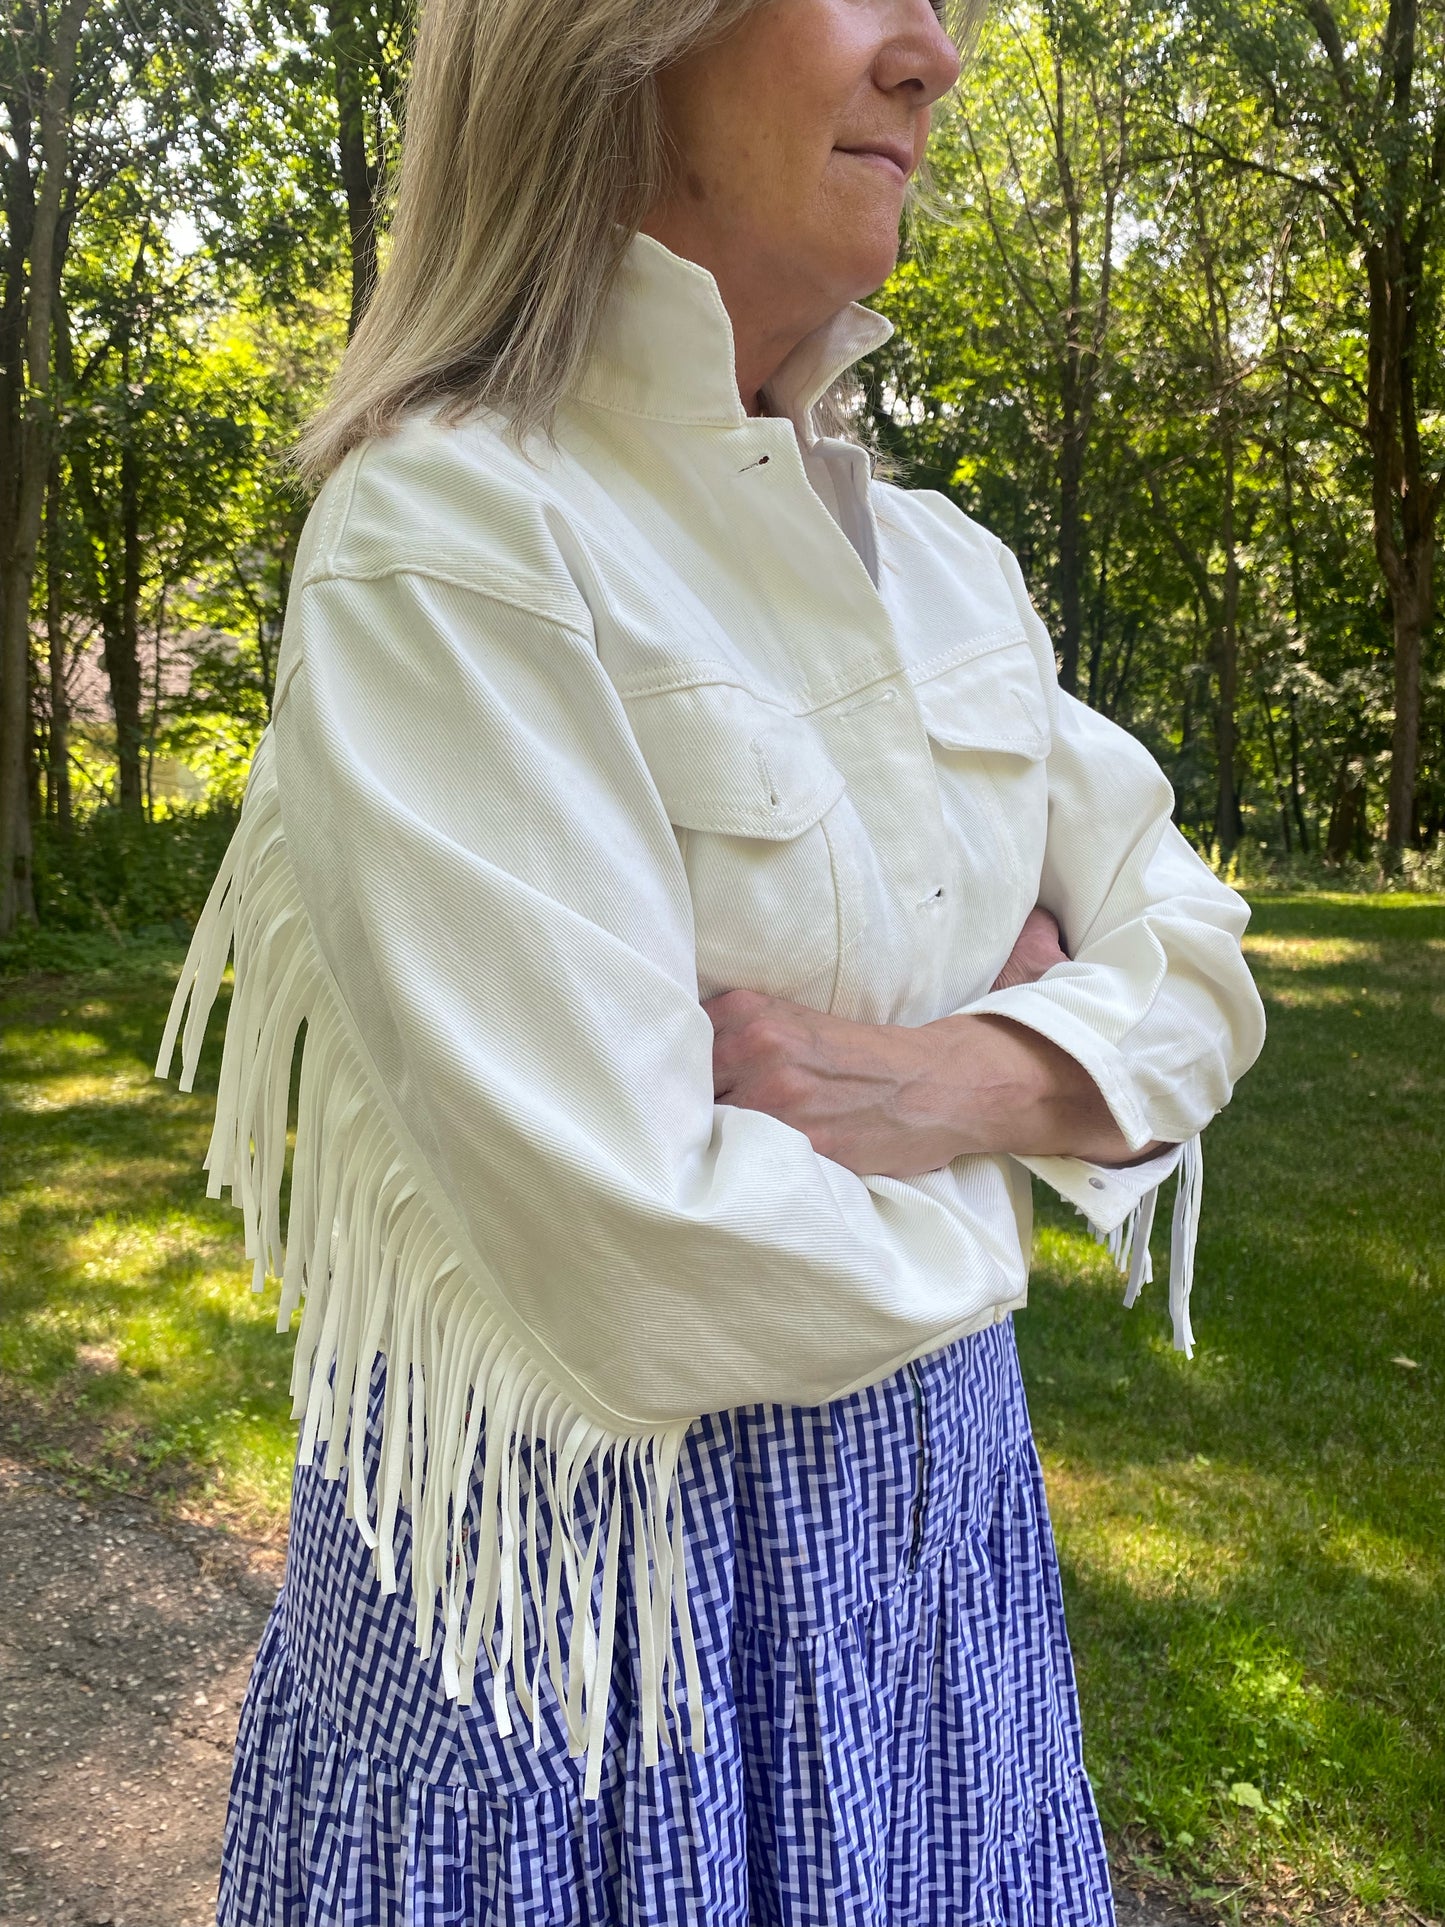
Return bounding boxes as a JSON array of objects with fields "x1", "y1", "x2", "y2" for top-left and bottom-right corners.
[
  {"x1": 722, "y1": 20, "x2": 861, "y2": 212},
  {"x1": 747, "y1": 106, "x2": 825, "y2": 193},
  {"x1": 686, "y1": 97, "x2": 802, "y2": 228}
]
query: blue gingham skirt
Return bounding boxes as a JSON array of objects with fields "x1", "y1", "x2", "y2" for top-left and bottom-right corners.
[{"x1": 218, "y1": 1316, "x2": 1115, "y2": 1925}]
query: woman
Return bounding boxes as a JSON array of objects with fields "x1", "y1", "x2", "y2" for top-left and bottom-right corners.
[{"x1": 160, "y1": 0, "x2": 1266, "y2": 1919}]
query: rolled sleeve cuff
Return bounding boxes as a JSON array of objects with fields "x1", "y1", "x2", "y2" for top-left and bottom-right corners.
[
  {"x1": 1014, "y1": 1143, "x2": 1183, "y2": 1236},
  {"x1": 952, "y1": 980, "x2": 1156, "y2": 1153}
]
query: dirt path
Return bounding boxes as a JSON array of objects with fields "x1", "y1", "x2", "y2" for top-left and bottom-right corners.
[
  {"x1": 0, "y1": 1457, "x2": 278, "y2": 1927},
  {"x1": 1, "y1": 1452, "x2": 1205, "y2": 1927}
]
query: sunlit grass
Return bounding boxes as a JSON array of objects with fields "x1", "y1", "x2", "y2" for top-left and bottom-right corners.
[
  {"x1": 0, "y1": 945, "x2": 297, "y2": 1532},
  {"x1": 3, "y1": 896, "x2": 1442, "y2": 1920},
  {"x1": 1017, "y1": 893, "x2": 1445, "y2": 1921}
]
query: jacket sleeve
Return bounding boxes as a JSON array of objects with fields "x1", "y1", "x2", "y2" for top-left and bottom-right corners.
[
  {"x1": 953, "y1": 542, "x2": 1267, "y2": 1158},
  {"x1": 268, "y1": 563, "x2": 1033, "y2": 1428}
]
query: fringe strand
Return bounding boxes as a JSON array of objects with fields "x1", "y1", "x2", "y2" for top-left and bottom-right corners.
[{"x1": 155, "y1": 731, "x2": 703, "y2": 1802}]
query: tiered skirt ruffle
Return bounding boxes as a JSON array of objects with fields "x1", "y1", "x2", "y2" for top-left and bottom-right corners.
[{"x1": 219, "y1": 1318, "x2": 1115, "y2": 1927}]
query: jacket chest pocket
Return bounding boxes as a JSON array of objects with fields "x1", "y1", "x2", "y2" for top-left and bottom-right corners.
[
  {"x1": 620, "y1": 681, "x2": 854, "y2": 1011},
  {"x1": 906, "y1": 635, "x2": 1054, "y2": 997}
]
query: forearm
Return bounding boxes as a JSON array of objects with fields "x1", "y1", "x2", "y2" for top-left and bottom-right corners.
[
  {"x1": 920, "y1": 1012, "x2": 1172, "y2": 1166},
  {"x1": 706, "y1": 989, "x2": 1171, "y2": 1180}
]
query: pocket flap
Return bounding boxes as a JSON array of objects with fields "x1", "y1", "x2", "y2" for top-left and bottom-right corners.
[
  {"x1": 622, "y1": 682, "x2": 846, "y2": 839},
  {"x1": 911, "y1": 638, "x2": 1052, "y2": 760}
]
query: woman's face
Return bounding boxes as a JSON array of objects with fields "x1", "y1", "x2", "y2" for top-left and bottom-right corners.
[{"x1": 643, "y1": 0, "x2": 960, "y2": 335}]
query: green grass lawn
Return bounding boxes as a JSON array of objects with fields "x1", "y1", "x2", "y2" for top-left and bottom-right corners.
[
  {"x1": 2, "y1": 894, "x2": 1442, "y2": 1923},
  {"x1": 1018, "y1": 893, "x2": 1445, "y2": 1923},
  {"x1": 0, "y1": 940, "x2": 299, "y2": 1531}
]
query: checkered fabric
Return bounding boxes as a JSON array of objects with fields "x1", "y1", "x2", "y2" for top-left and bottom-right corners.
[{"x1": 218, "y1": 1317, "x2": 1115, "y2": 1925}]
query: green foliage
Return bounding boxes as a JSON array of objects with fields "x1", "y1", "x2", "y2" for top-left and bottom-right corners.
[
  {"x1": 7, "y1": 0, "x2": 1440, "y2": 938},
  {"x1": 867, "y1": 0, "x2": 1444, "y2": 860},
  {"x1": 20, "y1": 807, "x2": 238, "y2": 948}
]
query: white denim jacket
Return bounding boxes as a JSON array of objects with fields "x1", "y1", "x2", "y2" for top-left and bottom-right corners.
[{"x1": 160, "y1": 231, "x2": 1266, "y2": 1793}]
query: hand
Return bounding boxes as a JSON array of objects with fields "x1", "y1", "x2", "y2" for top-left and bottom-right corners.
[
  {"x1": 703, "y1": 988, "x2": 967, "y2": 1179},
  {"x1": 991, "y1": 905, "x2": 1068, "y2": 991}
]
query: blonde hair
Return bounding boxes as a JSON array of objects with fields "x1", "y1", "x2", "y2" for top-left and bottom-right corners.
[{"x1": 296, "y1": 0, "x2": 980, "y2": 481}]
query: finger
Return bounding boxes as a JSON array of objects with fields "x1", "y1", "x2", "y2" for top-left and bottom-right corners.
[
  {"x1": 701, "y1": 993, "x2": 730, "y2": 1033},
  {"x1": 709, "y1": 1011, "x2": 766, "y2": 1098},
  {"x1": 710, "y1": 1027, "x2": 743, "y2": 1092},
  {"x1": 1037, "y1": 904, "x2": 1068, "y2": 951},
  {"x1": 701, "y1": 987, "x2": 769, "y2": 1035}
]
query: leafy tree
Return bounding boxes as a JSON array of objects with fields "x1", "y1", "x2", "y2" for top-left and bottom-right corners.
[
  {"x1": 1, "y1": 0, "x2": 91, "y2": 934},
  {"x1": 1217, "y1": 0, "x2": 1445, "y2": 854},
  {"x1": 6, "y1": 0, "x2": 1444, "y2": 945}
]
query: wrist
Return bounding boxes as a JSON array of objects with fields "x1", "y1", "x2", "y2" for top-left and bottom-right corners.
[
  {"x1": 919, "y1": 1011, "x2": 1146, "y2": 1162},
  {"x1": 919, "y1": 1012, "x2": 1054, "y2": 1158}
]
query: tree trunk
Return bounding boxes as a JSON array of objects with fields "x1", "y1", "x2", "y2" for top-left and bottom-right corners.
[
  {"x1": 1255, "y1": 669, "x2": 1291, "y2": 854},
  {"x1": 0, "y1": 0, "x2": 91, "y2": 937},
  {"x1": 111, "y1": 427, "x2": 145, "y2": 814},
  {"x1": 1326, "y1": 746, "x2": 1366, "y2": 863},
  {"x1": 145, "y1": 591, "x2": 166, "y2": 820},
  {"x1": 26, "y1": 651, "x2": 43, "y2": 829},
  {"x1": 1287, "y1": 690, "x2": 1309, "y2": 854},
  {"x1": 45, "y1": 458, "x2": 70, "y2": 832},
  {"x1": 329, "y1": 1, "x2": 381, "y2": 337},
  {"x1": 1056, "y1": 419, "x2": 1084, "y2": 697},
  {"x1": 1277, "y1": 384, "x2": 1311, "y2": 853},
  {"x1": 1102, "y1": 618, "x2": 1137, "y2": 722},
  {"x1": 0, "y1": 99, "x2": 37, "y2": 933},
  {"x1": 0, "y1": 125, "x2": 35, "y2": 599},
  {"x1": 1085, "y1": 538, "x2": 1108, "y2": 708},
  {"x1": 1214, "y1": 433, "x2": 1241, "y2": 856},
  {"x1": 1305, "y1": 0, "x2": 1444, "y2": 855},
  {"x1": 1367, "y1": 213, "x2": 1436, "y2": 857},
  {"x1": 1385, "y1": 554, "x2": 1430, "y2": 853},
  {"x1": 1052, "y1": 40, "x2": 1085, "y2": 698}
]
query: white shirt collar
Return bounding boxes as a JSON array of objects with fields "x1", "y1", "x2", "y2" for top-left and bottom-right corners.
[{"x1": 574, "y1": 229, "x2": 894, "y2": 437}]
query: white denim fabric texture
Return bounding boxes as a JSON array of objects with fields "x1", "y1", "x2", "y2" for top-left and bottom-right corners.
[{"x1": 158, "y1": 231, "x2": 1267, "y2": 1796}]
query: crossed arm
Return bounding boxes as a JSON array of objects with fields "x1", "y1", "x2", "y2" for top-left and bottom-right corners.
[{"x1": 705, "y1": 906, "x2": 1173, "y2": 1182}]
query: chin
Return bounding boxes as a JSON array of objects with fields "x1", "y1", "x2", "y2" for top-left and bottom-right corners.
[
  {"x1": 838, "y1": 233, "x2": 904, "y2": 301},
  {"x1": 817, "y1": 200, "x2": 905, "y2": 301}
]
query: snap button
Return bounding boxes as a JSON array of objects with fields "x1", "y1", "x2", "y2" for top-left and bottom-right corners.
[{"x1": 1088, "y1": 1176, "x2": 1106, "y2": 1190}]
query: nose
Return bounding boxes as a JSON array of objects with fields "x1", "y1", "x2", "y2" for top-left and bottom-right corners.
[{"x1": 875, "y1": 0, "x2": 963, "y2": 106}]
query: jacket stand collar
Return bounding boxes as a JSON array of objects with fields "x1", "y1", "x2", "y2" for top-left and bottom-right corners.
[{"x1": 574, "y1": 230, "x2": 894, "y2": 439}]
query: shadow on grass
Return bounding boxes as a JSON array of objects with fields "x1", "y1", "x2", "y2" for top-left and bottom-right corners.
[
  {"x1": 1060, "y1": 1549, "x2": 1444, "y2": 1915},
  {"x1": 1239, "y1": 893, "x2": 1445, "y2": 942},
  {"x1": 4, "y1": 904, "x2": 1443, "y2": 1918},
  {"x1": 1015, "y1": 893, "x2": 1445, "y2": 1916},
  {"x1": 2, "y1": 948, "x2": 297, "y2": 1530}
]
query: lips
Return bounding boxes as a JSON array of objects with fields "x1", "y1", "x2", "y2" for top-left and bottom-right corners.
[{"x1": 835, "y1": 139, "x2": 915, "y2": 183}]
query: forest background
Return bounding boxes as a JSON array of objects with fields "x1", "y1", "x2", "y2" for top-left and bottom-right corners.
[
  {"x1": 3, "y1": 5, "x2": 1444, "y2": 1919},
  {"x1": 2, "y1": 0, "x2": 1444, "y2": 948}
]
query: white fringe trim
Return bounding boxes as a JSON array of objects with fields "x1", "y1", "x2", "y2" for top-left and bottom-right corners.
[
  {"x1": 1095, "y1": 1134, "x2": 1203, "y2": 1358},
  {"x1": 155, "y1": 732, "x2": 704, "y2": 1801}
]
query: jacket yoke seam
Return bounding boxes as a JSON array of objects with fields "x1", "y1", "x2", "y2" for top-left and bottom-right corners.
[
  {"x1": 297, "y1": 559, "x2": 598, "y2": 647},
  {"x1": 310, "y1": 442, "x2": 368, "y2": 576}
]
